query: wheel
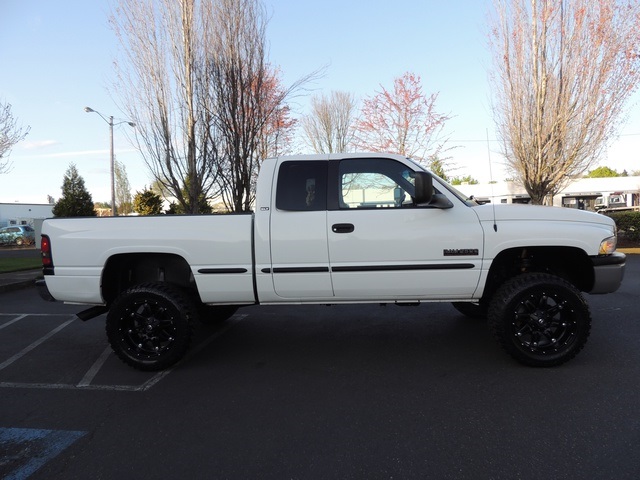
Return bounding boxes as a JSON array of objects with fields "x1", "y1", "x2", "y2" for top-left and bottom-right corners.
[
  {"x1": 106, "y1": 283, "x2": 198, "y2": 371},
  {"x1": 15, "y1": 237, "x2": 24, "y2": 246},
  {"x1": 452, "y1": 301, "x2": 487, "y2": 319},
  {"x1": 488, "y1": 273, "x2": 591, "y2": 367},
  {"x1": 199, "y1": 305, "x2": 239, "y2": 325}
]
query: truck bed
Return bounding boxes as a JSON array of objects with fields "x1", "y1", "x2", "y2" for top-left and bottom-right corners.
[{"x1": 43, "y1": 214, "x2": 255, "y2": 305}]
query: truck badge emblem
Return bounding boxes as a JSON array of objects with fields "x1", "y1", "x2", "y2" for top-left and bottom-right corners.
[{"x1": 443, "y1": 249, "x2": 479, "y2": 256}]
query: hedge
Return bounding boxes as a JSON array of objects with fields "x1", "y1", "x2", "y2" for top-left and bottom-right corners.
[{"x1": 604, "y1": 211, "x2": 640, "y2": 242}]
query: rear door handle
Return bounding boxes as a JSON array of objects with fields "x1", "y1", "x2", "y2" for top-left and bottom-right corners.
[{"x1": 332, "y1": 223, "x2": 355, "y2": 234}]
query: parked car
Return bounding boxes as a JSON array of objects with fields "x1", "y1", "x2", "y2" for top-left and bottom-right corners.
[{"x1": 0, "y1": 225, "x2": 35, "y2": 246}]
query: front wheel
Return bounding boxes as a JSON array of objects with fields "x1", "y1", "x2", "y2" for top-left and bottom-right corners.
[
  {"x1": 106, "y1": 283, "x2": 198, "y2": 371},
  {"x1": 488, "y1": 273, "x2": 591, "y2": 367}
]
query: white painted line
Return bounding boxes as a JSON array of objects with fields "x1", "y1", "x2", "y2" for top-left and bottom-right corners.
[
  {"x1": 77, "y1": 346, "x2": 113, "y2": 387},
  {"x1": 0, "y1": 314, "x2": 247, "y2": 391},
  {"x1": 0, "y1": 316, "x2": 76, "y2": 371},
  {"x1": 0, "y1": 382, "x2": 144, "y2": 392},
  {"x1": 0, "y1": 314, "x2": 27, "y2": 330}
]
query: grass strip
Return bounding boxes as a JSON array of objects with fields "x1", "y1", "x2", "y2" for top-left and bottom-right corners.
[{"x1": 0, "y1": 257, "x2": 42, "y2": 273}]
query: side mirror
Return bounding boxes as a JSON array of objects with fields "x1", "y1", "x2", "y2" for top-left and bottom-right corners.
[{"x1": 414, "y1": 171, "x2": 434, "y2": 205}]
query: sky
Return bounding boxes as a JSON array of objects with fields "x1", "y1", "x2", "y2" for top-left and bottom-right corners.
[{"x1": 1, "y1": 0, "x2": 640, "y2": 204}]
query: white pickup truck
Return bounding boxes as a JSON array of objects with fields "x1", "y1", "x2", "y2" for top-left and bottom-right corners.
[{"x1": 38, "y1": 153, "x2": 625, "y2": 371}]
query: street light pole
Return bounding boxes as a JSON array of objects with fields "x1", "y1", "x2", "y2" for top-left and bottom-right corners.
[
  {"x1": 84, "y1": 107, "x2": 135, "y2": 216},
  {"x1": 109, "y1": 115, "x2": 115, "y2": 216}
]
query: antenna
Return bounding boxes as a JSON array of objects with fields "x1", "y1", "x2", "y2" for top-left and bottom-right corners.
[{"x1": 486, "y1": 129, "x2": 497, "y2": 232}]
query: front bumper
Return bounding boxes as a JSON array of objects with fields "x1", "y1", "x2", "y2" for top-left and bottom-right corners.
[
  {"x1": 36, "y1": 278, "x2": 57, "y2": 302},
  {"x1": 589, "y1": 252, "x2": 626, "y2": 294}
]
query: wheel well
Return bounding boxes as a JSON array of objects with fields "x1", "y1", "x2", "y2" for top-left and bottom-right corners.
[
  {"x1": 483, "y1": 246, "x2": 594, "y2": 302},
  {"x1": 101, "y1": 253, "x2": 195, "y2": 305}
]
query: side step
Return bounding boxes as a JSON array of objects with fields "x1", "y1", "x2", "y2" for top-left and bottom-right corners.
[{"x1": 76, "y1": 305, "x2": 109, "y2": 321}]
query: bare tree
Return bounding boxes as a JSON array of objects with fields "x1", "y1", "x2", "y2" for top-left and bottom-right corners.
[
  {"x1": 208, "y1": 0, "x2": 309, "y2": 212},
  {"x1": 490, "y1": 0, "x2": 640, "y2": 204},
  {"x1": 0, "y1": 101, "x2": 30, "y2": 174},
  {"x1": 111, "y1": 0, "x2": 220, "y2": 213},
  {"x1": 301, "y1": 91, "x2": 357, "y2": 153},
  {"x1": 352, "y1": 72, "x2": 452, "y2": 166},
  {"x1": 252, "y1": 68, "x2": 297, "y2": 171},
  {"x1": 113, "y1": 0, "x2": 312, "y2": 214}
]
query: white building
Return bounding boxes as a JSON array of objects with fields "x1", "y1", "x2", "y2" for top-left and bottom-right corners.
[
  {"x1": 455, "y1": 176, "x2": 640, "y2": 211},
  {"x1": 0, "y1": 203, "x2": 53, "y2": 228}
]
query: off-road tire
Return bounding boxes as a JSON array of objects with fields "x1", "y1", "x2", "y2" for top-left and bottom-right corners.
[
  {"x1": 488, "y1": 273, "x2": 591, "y2": 367},
  {"x1": 106, "y1": 282, "x2": 198, "y2": 371}
]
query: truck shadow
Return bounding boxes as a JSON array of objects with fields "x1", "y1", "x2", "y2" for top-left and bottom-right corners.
[{"x1": 190, "y1": 303, "x2": 506, "y2": 374}]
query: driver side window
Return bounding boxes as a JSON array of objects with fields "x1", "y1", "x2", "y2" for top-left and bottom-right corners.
[{"x1": 339, "y1": 159, "x2": 415, "y2": 209}]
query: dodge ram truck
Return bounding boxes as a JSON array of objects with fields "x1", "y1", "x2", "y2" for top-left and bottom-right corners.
[{"x1": 37, "y1": 153, "x2": 626, "y2": 370}]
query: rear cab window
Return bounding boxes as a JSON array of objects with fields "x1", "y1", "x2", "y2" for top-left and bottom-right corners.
[{"x1": 275, "y1": 161, "x2": 328, "y2": 211}]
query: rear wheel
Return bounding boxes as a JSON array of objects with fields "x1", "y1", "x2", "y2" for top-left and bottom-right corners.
[
  {"x1": 106, "y1": 283, "x2": 198, "y2": 371},
  {"x1": 488, "y1": 273, "x2": 591, "y2": 367}
]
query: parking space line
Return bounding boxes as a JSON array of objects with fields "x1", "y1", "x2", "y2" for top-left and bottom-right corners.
[
  {"x1": 0, "y1": 314, "x2": 27, "y2": 331},
  {"x1": 0, "y1": 382, "x2": 145, "y2": 392},
  {"x1": 0, "y1": 316, "x2": 76, "y2": 372},
  {"x1": 0, "y1": 313, "x2": 247, "y2": 392},
  {"x1": 77, "y1": 346, "x2": 112, "y2": 387}
]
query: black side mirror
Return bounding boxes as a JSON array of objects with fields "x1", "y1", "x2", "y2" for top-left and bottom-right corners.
[{"x1": 414, "y1": 171, "x2": 434, "y2": 205}]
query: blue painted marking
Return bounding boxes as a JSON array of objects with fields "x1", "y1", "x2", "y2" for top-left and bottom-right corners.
[{"x1": 0, "y1": 428, "x2": 86, "y2": 480}]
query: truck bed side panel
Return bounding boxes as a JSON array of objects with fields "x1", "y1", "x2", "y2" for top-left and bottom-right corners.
[{"x1": 43, "y1": 215, "x2": 254, "y2": 305}]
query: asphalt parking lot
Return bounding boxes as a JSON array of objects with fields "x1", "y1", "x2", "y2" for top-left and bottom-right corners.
[{"x1": 1, "y1": 256, "x2": 639, "y2": 479}]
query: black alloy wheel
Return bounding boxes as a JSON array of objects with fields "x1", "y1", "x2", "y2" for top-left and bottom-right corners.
[
  {"x1": 488, "y1": 273, "x2": 591, "y2": 367},
  {"x1": 106, "y1": 283, "x2": 198, "y2": 371}
]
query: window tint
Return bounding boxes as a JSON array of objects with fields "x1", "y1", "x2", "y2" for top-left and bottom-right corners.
[
  {"x1": 276, "y1": 161, "x2": 328, "y2": 211},
  {"x1": 339, "y1": 158, "x2": 416, "y2": 209}
]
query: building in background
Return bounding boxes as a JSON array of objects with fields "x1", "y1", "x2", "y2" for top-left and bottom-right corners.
[{"x1": 456, "y1": 176, "x2": 640, "y2": 211}]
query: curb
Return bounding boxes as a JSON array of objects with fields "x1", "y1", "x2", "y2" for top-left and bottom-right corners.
[
  {"x1": 0, "y1": 270, "x2": 42, "y2": 294},
  {"x1": 0, "y1": 280, "x2": 37, "y2": 294}
]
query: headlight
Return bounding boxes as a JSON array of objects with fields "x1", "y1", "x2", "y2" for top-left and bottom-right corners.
[{"x1": 599, "y1": 235, "x2": 617, "y2": 255}]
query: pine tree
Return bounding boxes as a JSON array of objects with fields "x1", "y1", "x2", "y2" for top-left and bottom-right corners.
[
  {"x1": 52, "y1": 164, "x2": 97, "y2": 217},
  {"x1": 133, "y1": 187, "x2": 164, "y2": 215}
]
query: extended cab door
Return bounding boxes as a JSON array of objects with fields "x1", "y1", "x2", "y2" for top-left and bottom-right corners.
[
  {"x1": 268, "y1": 160, "x2": 334, "y2": 298},
  {"x1": 327, "y1": 157, "x2": 484, "y2": 300}
]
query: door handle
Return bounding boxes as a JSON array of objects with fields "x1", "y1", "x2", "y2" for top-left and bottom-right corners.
[{"x1": 332, "y1": 223, "x2": 355, "y2": 234}]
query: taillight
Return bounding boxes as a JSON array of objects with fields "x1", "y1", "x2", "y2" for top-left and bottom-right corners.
[{"x1": 41, "y1": 235, "x2": 54, "y2": 274}]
